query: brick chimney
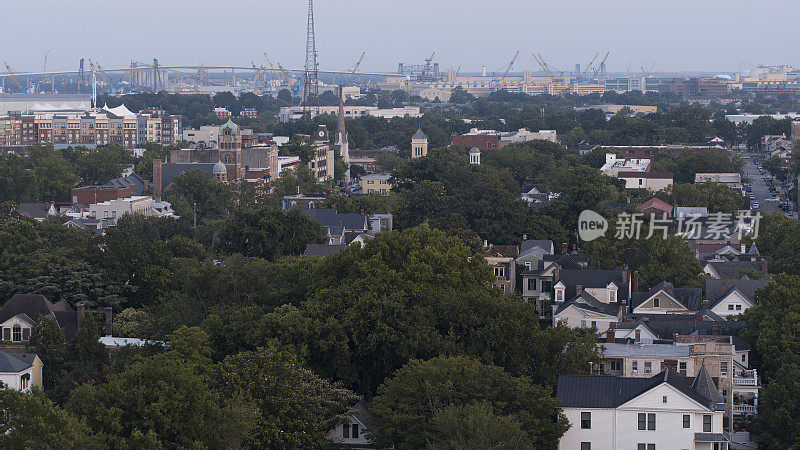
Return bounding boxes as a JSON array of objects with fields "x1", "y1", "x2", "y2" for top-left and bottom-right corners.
[
  {"x1": 635, "y1": 329, "x2": 641, "y2": 344},
  {"x1": 633, "y1": 271, "x2": 639, "y2": 294},
  {"x1": 606, "y1": 329, "x2": 615, "y2": 343},
  {"x1": 77, "y1": 302, "x2": 86, "y2": 329},
  {"x1": 576, "y1": 285, "x2": 583, "y2": 295},
  {"x1": 712, "y1": 324, "x2": 719, "y2": 335},
  {"x1": 702, "y1": 299, "x2": 710, "y2": 309},
  {"x1": 104, "y1": 307, "x2": 113, "y2": 337},
  {"x1": 761, "y1": 259, "x2": 766, "y2": 273},
  {"x1": 697, "y1": 314, "x2": 703, "y2": 321},
  {"x1": 152, "y1": 159, "x2": 162, "y2": 202},
  {"x1": 721, "y1": 280, "x2": 726, "y2": 295}
]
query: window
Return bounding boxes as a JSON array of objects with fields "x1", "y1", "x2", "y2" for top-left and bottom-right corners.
[
  {"x1": 638, "y1": 413, "x2": 646, "y2": 430},
  {"x1": 703, "y1": 414, "x2": 712, "y2": 432},
  {"x1": 591, "y1": 320, "x2": 597, "y2": 328},
  {"x1": 581, "y1": 443, "x2": 591, "y2": 450},
  {"x1": 644, "y1": 361, "x2": 652, "y2": 374},
  {"x1": 662, "y1": 396, "x2": 667, "y2": 404},
  {"x1": 720, "y1": 361, "x2": 729, "y2": 377},
  {"x1": 683, "y1": 414, "x2": 690, "y2": 428},
  {"x1": 736, "y1": 304, "x2": 742, "y2": 310},
  {"x1": 610, "y1": 290, "x2": 617, "y2": 302},
  {"x1": 721, "y1": 389, "x2": 727, "y2": 398},
  {"x1": 581, "y1": 412, "x2": 591, "y2": 429},
  {"x1": 647, "y1": 413, "x2": 655, "y2": 430},
  {"x1": 342, "y1": 423, "x2": 350, "y2": 438},
  {"x1": 555, "y1": 289, "x2": 564, "y2": 302},
  {"x1": 638, "y1": 445, "x2": 655, "y2": 450},
  {"x1": 20, "y1": 373, "x2": 29, "y2": 390},
  {"x1": 527, "y1": 278, "x2": 536, "y2": 291},
  {"x1": 653, "y1": 298, "x2": 660, "y2": 307},
  {"x1": 632, "y1": 361, "x2": 639, "y2": 373},
  {"x1": 525, "y1": 262, "x2": 532, "y2": 270},
  {"x1": 679, "y1": 361, "x2": 687, "y2": 376},
  {"x1": 580, "y1": 320, "x2": 587, "y2": 328},
  {"x1": 12, "y1": 325, "x2": 21, "y2": 342},
  {"x1": 351, "y1": 424, "x2": 359, "y2": 439},
  {"x1": 647, "y1": 445, "x2": 655, "y2": 450},
  {"x1": 610, "y1": 360, "x2": 621, "y2": 371},
  {"x1": 742, "y1": 354, "x2": 746, "y2": 362},
  {"x1": 728, "y1": 304, "x2": 734, "y2": 310}
]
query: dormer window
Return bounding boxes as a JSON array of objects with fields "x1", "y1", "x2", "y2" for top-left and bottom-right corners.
[
  {"x1": 555, "y1": 288, "x2": 564, "y2": 302},
  {"x1": 12, "y1": 324, "x2": 21, "y2": 342},
  {"x1": 609, "y1": 290, "x2": 617, "y2": 303}
]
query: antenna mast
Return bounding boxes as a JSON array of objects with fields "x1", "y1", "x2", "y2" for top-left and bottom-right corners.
[{"x1": 302, "y1": 0, "x2": 319, "y2": 119}]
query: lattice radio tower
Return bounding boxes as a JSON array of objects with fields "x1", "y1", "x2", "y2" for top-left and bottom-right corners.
[{"x1": 302, "y1": 0, "x2": 319, "y2": 119}]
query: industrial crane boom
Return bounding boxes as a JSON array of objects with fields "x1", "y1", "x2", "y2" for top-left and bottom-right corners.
[{"x1": 3, "y1": 61, "x2": 23, "y2": 90}]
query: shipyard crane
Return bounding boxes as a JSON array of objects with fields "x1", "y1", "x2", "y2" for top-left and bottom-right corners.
[
  {"x1": 250, "y1": 61, "x2": 266, "y2": 91},
  {"x1": 593, "y1": 52, "x2": 610, "y2": 80},
  {"x1": 641, "y1": 59, "x2": 656, "y2": 77},
  {"x1": 533, "y1": 53, "x2": 556, "y2": 80},
  {"x1": 493, "y1": 51, "x2": 519, "y2": 85},
  {"x1": 347, "y1": 51, "x2": 366, "y2": 85},
  {"x1": 420, "y1": 52, "x2": 436, "y2": 78},
  {"x1": 574, "y1": 52, "x2": 600, "y2": 83},
  {"x1": 3, "y1": 61, "x2": 24, "y2": 91}
]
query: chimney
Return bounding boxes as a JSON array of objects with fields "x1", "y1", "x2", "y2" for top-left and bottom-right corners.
[
  {"x1": 576, "y1": 285, "x2": 583, "y2": 295},
  {"x1": 77, "y1": 302, "x2": 86, "y2": 329},
  {"x1": 562, "y1": 242, "x2": 568, "y2": 254},
  {"x1": 573, "y1": 243, "x2": 577, "y2": 252},
  {"x1": 721, "y1": 280, "x2": 726, "y2": 294},
  {"x1": 712, "y1": 325, "x2": 719, "y2": 335},
  {"x1": 761, "y1": 259, "x2": 766, "y2": 273},
  {"x1": 606, "y1": 329, "x2": 615, "y2": 343},
  {"x1": 552, "y1": 267, "x2": 559, "y2": 282},
  {"x1": 104, "y1": 307, "x2": 113, "y2": 337},
  {"x1": 635, "y1": 329, "x2": 641, "y2": 344},
  {"x1": 618, "y1": 303, "x2": 627, "y2": 321},
  {"x1": 523, "y1": 234, "x2": 527, "y2": 240},
  {"x1": 633, "y1": 271, "x2": 639, "y2": 294},
  {"x1": 702, "y1": 299, "x2": 709, "y2": 309},
  {"x1": 152, "y1": 159, "x2": 162, "y2": 202},
  {"x1": 339, "y1": 219, "x2": 343, "y2": 227},
  {"x1": 697, "y1": 314, "x2": 703, "y2": 322}
]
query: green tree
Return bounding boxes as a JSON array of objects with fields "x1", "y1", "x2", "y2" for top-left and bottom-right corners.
[
  {"x1": 427, "y1": 402, "x2": 532, "y2": 449},
  {"x1": 216, "y1": 345, "x2": 359, "y2": 448},
  {"x1": 215, "y1": 206, "x2": 321, "y2": 260},
  {"x1": 368, "y1": 356, "x2": 568, "y2": 449},
  {"x1": 26, "y1": 317, "x2": 67, "y2": 394},
  {"x1": 0, "y1": 388, "x2": 97, "y2": 449}
]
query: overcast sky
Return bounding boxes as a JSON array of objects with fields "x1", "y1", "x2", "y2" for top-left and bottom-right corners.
[{"x1": 3, "y1": 0, "x2": 796, "y2": 75}]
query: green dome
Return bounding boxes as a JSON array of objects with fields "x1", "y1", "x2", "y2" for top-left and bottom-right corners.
[
  {"x1": 213, "y1": 160, "x2": 227, "y2": 173},
  {"x1": 220, "y1": 118, "x2": 239, "y2": 133}
]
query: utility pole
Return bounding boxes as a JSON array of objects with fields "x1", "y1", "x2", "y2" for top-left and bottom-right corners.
[{"x1": 302, "y1": 0, "x2": 319, "y2": 120}]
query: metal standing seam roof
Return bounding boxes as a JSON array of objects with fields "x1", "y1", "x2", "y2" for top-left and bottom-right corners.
[{"x1": 557, "y1": 370, "x2": 718, "y2": 410}]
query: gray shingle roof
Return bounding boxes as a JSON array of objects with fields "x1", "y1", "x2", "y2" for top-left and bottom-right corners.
[
  {"x1": 304, "y1": 244, "x2": 346, "y2": 258},
  {"x1": 0, "y1": 294, "x2": 79, "y2": 341},
  {"x1": 16, "y1": 203, "x2": 50, "y2": 219},
  {"x1": 705, "y1": 278, "x2": 771, "y2": 306},
  {"x1": 520, "y1": 239, "x2": 554, "y2": 254},
  {"x1": 634, "y1": 317, "x2": 746, "y2": 341},
  {"x1": 555, "y1": 292, "x2": 620, "y2": 316},
  {"x1": 0, "y1": 352, "x2": 35, "y2": 373},
  {"x1": 412, "y1": 128, "x2": 427, "y2": 140},
  {"x1": 706, "y1": 261, "x2": 765, "y2": 279},
  {"x1": 302, "y1": 208, "x2": 367, "y2": 231},
  {"x1": 692, "y1": 365, "x2": 726, "y2": 411}
]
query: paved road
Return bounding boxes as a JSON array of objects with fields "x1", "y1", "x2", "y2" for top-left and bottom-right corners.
[{"x1": 741, "y1": 156, "x2": 780, "y2": 213}]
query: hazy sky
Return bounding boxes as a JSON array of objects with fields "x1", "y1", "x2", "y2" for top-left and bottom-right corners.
[{"x1": 3, "y1": 0, "x2": 796, "y2": 75}]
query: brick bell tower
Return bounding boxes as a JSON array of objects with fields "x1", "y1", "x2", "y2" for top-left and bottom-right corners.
[{"x1": 218, "y1": 118, "x2": 242, "y2": 181}]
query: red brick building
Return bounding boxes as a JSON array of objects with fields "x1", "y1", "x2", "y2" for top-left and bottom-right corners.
[
  {"x1": 451, "y1": 133, "x2": 500, "y2": 150},
  {"x1": 71, "y1": 184, "x2": 135, "y2": 206}
]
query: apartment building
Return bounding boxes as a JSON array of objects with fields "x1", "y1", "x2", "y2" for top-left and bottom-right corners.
[
  {"x1": 0, "y1": 104, "x2": 181, "y2": 148},
  {"x1": 361, "y1": 173, "x2": 392, "y2": 194}
]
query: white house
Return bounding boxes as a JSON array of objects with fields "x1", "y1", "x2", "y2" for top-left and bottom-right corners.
[
  {"x1": 0, "y1": 353, "x2": 42, "y2": 391},
  {"x1": 557, "y1": 367, "x2": 728, "y2": 450},
  {"x1": 705, "y1": 278, "x2": 770, "y2": 319},
  {"x1": 326, "y1": 400, "x2": 371, "y2": 448}
]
